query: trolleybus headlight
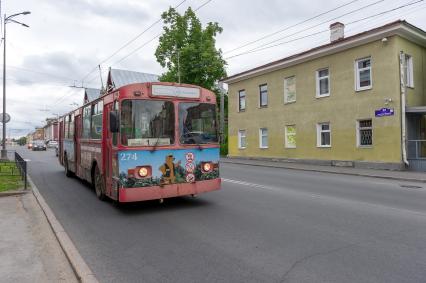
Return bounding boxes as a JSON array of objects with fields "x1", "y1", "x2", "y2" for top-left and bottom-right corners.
[
  {"x1": 137, "y1": 166, "x2": 152, "y2": 178},
  {"x1": 202, "y1": 162, "x2": 212, "y2": 173}
]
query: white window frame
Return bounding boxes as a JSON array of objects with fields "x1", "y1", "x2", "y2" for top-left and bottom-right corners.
[
  {"x1": 355, "y1": 57, "x2": 372, "y2": 91},
  {"x1": 316, "y1": 122, "x2": 331, "y2": 148},
  {"x1": 238, "y1": 90, "x2": 246, "y2": 112},
  {"x1": 284, "y1": 76, "x2": 296, "y2": 104},
  {"x1": 285, "y1": 125, "x2": 296, "y2": 148},
  {"x1": 356, "y1": 119, "x2": 373, "y2": 147},
  {"x1": 259, "y1": 128, "x2": 268, "y2": 149},
  {"x1": 238, "y1": 130, "x2": 247, "y2": 149},
  {"x1": 405, "y1": 55, "x2": 414, "y2": 88},
  {"x1": 316, "y1": 68, "x2": 330, "y2": 98}
]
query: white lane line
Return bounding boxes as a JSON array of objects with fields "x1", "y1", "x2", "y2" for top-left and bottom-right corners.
[
  {"x1": 222, "y1": 178, "x2": 281, "y2": 192},
  {"x1": 222, "y1": 178, "x2": 426, "y2": 218}
]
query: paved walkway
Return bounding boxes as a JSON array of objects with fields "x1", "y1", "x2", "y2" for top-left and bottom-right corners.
[
  {"x1": 0, "y1": 193, "x2": 77, "y2": 283},
  {"x1": 221, "y1": 157, "x2": 426, "y2": 183}
]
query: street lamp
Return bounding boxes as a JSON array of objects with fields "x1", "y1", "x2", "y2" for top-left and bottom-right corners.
[{"x1": 1, "y1": 11, "x2": 30, "y2": 159}]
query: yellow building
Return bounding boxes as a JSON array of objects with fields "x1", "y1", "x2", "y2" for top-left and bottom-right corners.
[{"x1": 223, "y1": 21, "x2": 426, "y2": 171}]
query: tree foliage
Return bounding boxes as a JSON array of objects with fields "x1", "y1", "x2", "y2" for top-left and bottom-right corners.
[{"x1": 155, "y1": 7, "x2": 227, "y2": 91}]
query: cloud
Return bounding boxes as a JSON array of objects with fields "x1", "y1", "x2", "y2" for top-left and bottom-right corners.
[
  {"x1": 43, "y1": 0, "x2": 152, "y2": 25},
  {"x1": 9, "y1": 51, "x2": 100, "y2": 86}
]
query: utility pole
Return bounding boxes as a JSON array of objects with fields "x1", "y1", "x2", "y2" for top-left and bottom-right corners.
[
  {"x1": 1, "y1": 11, "x2": 30, "y2": 159},
  {"x1": 2, "y1": 13, "x2": 6, "y2": 159},
  {"x1": 219, "y1": 82, "x2": 225, "y2": 144}
]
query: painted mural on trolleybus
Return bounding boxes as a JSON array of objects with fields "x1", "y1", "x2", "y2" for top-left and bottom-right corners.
[{"x1": 118, "y1": 148, "x2": 219, "y2": 188}]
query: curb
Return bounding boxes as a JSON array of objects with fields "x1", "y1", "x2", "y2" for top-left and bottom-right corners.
[
  {"x1": 0, "y1": 189, "x2": 29, "y2": 197},
  {"x1": 28, "y1": 175, "x2": 99, "y2": 283},
  {"x1": 221, "y1": 160, "x2": 426, "y2": 183}
]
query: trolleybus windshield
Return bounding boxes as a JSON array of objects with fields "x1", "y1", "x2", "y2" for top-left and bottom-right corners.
[
  {"x1": 178, "y1": 102, "x2": 218, "y2": 145},
  {"x1": 120, "y1": 100, "x2": 175, "y2": 146}
]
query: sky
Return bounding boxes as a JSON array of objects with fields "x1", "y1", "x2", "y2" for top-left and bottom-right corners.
[{"x1": 3, "y1": 0, "x2": 426, "y2": 138}]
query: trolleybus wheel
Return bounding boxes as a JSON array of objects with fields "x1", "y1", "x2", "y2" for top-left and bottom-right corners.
[
  {"x1": 64, "y1": 155, "x2": 73, "y2": 177},
  {"x1": 94, "y1": 166, "x2": 106, "y2": 201}
]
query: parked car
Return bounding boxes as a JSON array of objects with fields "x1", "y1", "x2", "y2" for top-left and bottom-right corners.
[
  {"x1": 27, "y1": 143, "x2": 33, "y2": 149},
  {"x1": 47, "y1": 140, "x2": 58, "y2": 148},
  {"x1": 32, "y1": 140, "x2": 46, "y2": 151}
]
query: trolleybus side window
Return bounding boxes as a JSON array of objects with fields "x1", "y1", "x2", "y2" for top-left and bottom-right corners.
[
  {"x1": 69, "y1": 114, "x2": 75, "y2": 139},
  {"x1": 64, "y1": 115, "x2": 69, "y2": 139},
  {"x1": 91, "y1": 101, "x2": 103, "y2": 139},
  {"x1": 82, "y1": 105, "x2": 91, "y2": 139}
]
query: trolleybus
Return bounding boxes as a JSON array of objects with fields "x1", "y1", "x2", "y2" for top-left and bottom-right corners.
[{"x1": 58, "y1": 82, "x2": 221, "y2": 203}]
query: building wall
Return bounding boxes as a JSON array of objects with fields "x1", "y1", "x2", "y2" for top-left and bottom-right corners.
[
  {"x1": 228, "y1": 36, "x2": 407, "y2": 165},
  {"x1": 396, "y1": 37, "x2": 426, "y2": 106}
]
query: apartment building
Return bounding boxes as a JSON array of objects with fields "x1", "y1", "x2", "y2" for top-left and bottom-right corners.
[{"x1": 223, "y1": 21, "x2": 426, "y2": 170}]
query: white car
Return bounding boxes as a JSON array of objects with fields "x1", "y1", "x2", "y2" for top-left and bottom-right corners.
[{"x1": 47, "y1": 140, "x2": 58, "y2": 148}]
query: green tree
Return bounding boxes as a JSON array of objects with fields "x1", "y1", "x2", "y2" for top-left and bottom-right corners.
[
  {"x1": 17, "y1": 136, "x2": 27, "y2": 146},
  {"x1": 155, "y1": 7, "x2": 227, "y2": 91}
]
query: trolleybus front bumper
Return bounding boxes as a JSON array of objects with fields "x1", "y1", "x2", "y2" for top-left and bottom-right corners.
[{"x1": 118, "y1": 178, "x2": 221, "y2": 202}]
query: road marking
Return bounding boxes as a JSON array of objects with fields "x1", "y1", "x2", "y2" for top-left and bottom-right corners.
[
  {"x1": 222, "y1": 178, "x2": 426, "y2": 218},
  {"x1": 222, "y1": 178, "x2": 280, "y2": 192},
  {"x1": 24, "y1": 159, "x2": 31, "y2": 162}
]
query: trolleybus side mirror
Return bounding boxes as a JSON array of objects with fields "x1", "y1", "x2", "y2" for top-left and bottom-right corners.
[{"x1": 109, "y1": 111, "x2": 119, "y2": 133}]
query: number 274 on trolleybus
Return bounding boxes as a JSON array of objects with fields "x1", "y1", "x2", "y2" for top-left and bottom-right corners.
[{"x1": 58, "y1": 82, "x2": 221, "y2": 203}]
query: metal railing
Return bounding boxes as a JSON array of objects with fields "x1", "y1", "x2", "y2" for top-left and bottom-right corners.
[
  {"x1": 407, "y1": 140, "x2": 426, "y2": 160},
  {"x1": 14, "y1": 152, "x2": 27, "y2": 189}
]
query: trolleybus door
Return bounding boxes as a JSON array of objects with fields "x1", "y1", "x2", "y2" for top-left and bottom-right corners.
[{"x1": 104, "y1": 103, "x2": 113, "y2": 197}]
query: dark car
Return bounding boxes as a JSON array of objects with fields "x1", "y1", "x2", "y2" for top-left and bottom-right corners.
[{"x1": 32, "y1": 140, "x2": 46, "y2": 151}]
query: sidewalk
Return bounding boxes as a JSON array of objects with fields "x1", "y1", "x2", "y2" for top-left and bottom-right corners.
[
  {"x1": 0, "y1": 193, "x2": 78, "y2": 283},
  {"x1": 221, "y1": 157, "x2": 426, "y2": 183}
]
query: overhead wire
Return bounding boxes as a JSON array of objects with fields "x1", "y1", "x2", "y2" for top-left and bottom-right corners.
[
  {"x1": 86, "y1": 0, "x2": 215, "y2": 87},
  {"x1": 223, "y1": 0, "x2": 361, "y2": 55},
  {"x1": 226, "y1": 0, "x2": 386, "y2": 59},
  {"x1": 111, "y1": 0, "x2": 215, "y2": 67},
  {"x1": 226, "y1": 0, "x2": 424, "y2": 60},
  {"x1": 81, "y1": 0, "x2": 187, "y2": 83}
]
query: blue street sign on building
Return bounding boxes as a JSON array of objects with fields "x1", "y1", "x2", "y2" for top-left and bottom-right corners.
[{"x1": 375, "y1": 108, "x2": 394, "y2": 117}]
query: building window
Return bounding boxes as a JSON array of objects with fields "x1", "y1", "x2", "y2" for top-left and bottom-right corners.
[
  {"x1": 259, "y1": 84, "x2": 268, "y2": 107},
  {"x1": 238, "y1": 130, "x2": 247, "y2": 149},
  {"x1": 355, "y1": 57, "x2": 372, "y2": 91},
  {"x1": 259, "y1": 128, "x2": 268, "y2": 148},
  {"x1": 238, "y1": 90, "x2": 246, "y2": 112},
  {"x1": 317, "y1": 123, "x2": 331, "y2": 147},
  {"x1": 284, "y1": 76, "x2": 296, "y2": 103},
  {"x1": 285, "y1": 125, "x2": 296, "y2": 148},
  {"x1": 316, "y1": 68, "x2": 330, "y2": 97},
  {"x1": 357, "y1": 119, "x2": 372, "y2": 147},
  {"x1": 405, "y1": 55, "x2": 414, "y2": 88}
]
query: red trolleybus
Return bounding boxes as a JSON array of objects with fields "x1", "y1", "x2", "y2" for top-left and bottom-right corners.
[{"x1": 58, "y1": 82, "x2": 221, "y2": 203}]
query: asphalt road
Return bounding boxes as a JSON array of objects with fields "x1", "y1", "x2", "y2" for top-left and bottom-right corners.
[{"x1": 19, "y1": 147, "x2": 426, "y2": 283}]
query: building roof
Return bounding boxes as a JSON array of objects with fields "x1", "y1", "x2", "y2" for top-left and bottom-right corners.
[
  {"x1": 223, "y1": 20, "x2": 426, "y2": 84},
  {"x1": 84, "y1": 88, "x2": 101, "y2": 103},
  {"x1": 107, "y1": 68, "x2": 159, "y2": 91}
]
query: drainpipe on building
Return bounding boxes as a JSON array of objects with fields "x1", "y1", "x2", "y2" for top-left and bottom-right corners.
[{"x1": 399, "y1": 51, "x2": 409, "y2": 166}]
